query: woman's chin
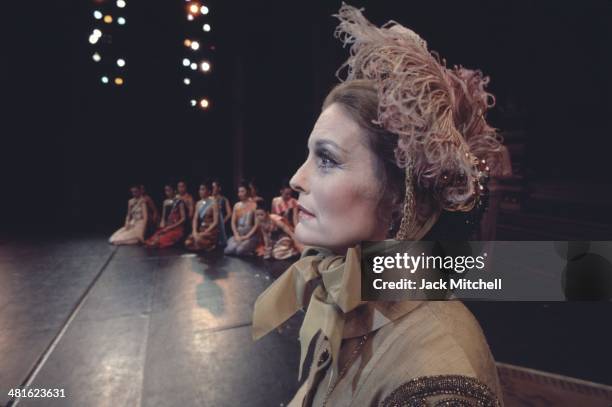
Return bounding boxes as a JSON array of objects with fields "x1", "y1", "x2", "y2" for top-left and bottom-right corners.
[
  {"x1": 294, "y1": 225, "x2": 307, "y2": 244},
  {"x1": 295, "y1": 225, "x2": 321, "y2": 248}
]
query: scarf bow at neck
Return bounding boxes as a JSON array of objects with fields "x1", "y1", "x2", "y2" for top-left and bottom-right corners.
[{"x1": 252, "y1": 246, "x2": 362, "y2": 379}]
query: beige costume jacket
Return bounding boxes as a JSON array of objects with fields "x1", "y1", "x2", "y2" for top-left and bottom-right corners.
[
  {"x1": 290, "y1": 300, "x2": 503, "y2": 406},
  {"x1": 252, "y1": 247, "x2": 503, "y2": 406}
]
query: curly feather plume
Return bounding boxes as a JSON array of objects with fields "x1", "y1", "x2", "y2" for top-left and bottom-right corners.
[{"x1": 334, "y1": 4, "x2": 502, "y2": 212}]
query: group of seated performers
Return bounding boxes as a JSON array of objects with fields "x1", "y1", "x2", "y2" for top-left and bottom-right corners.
[{"x1": 109, "y1": 180, "x2": 303, "y2": 260}]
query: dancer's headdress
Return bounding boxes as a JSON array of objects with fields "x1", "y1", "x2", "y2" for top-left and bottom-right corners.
[{"x1": 334, "y1": 4, "x2": 502, "y2": 239}]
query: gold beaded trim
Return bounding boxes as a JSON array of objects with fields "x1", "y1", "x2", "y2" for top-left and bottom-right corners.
[
  {"x1": 394, "y1": 154, "x2": 491, "y2": 241},
  {"x1": 395, "y1": 162, "x2": 417, "y2": 241},
  {"x1": 381, "y1": 375, "x2": 501, "y2": 407}
]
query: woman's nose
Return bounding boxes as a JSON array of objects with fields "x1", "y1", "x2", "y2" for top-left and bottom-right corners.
[{"x1": 290, "y1": 161, "x2": 309, "y2": 194}]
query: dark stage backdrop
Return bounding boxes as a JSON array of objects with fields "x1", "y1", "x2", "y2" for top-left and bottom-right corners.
[{"x1": 3, "y1": 0, "x2": 611, "y2": 235}]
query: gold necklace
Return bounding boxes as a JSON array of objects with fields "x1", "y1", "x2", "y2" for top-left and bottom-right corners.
[{"x1": 321, "y1": 334, "x2": 368, "y2": 407}]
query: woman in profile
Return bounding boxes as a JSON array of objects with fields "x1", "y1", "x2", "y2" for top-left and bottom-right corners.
[
  {"x1": 145, "y1": 184, "x2": 186, "y2": 248},
  {"x1": 109, "y1": 184, "x2": 148, "y2": 245},
  {"x1": 212, "y1": 179, "x2": 232, "y2": 247},
  {"x1": 253, "y1": 5, "x2": 504, "y2": 406},
  {"x1": 185, "y1": 181, "x2": 219, "y2": 251},
  {"x1": 224, "y1": 182, "x2": 258, "y2": 256}
]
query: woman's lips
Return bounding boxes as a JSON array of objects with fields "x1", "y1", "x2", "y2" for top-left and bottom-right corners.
[{"x1": 297, "y1": 204, "x2": 315, "y2": 219}]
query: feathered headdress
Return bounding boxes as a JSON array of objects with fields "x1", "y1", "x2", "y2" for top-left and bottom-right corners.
[{"x1": 334, "y1": 4, "x2": 502, "y2": 239}]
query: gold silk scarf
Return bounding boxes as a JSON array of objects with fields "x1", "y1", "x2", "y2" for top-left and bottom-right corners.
[{"x1": 252, "y1": 246, "x2": 362, "y2": 379}]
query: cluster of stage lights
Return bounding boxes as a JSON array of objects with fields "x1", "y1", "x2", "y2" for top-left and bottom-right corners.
[
  {"x1": 183, "y1": 1, "x2": 213, "y2": 110},
  {"x1": 89, "y1": 0, "x2": 128, "y2": 86}
]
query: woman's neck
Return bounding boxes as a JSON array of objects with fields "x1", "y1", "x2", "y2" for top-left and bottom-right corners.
[{"x1": 329, "y1": 231, "x2": 387, "y2": 256}]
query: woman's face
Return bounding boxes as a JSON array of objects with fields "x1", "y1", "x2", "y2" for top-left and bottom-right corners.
[
  {"x1": 130, "y1": 187, "x2": 141, "y2": 198},
  {"x1": 164, "y1": 186, "x2": 174, "y2": 199},
  {"x1": 212, "y1": 182, "x2": 220, "y2": 195},
  {"x1": 281, "y1": 187, "x2": 293, "y2": 201},
  {"x1": 255, "y1": 209, "x2": 268, "y2": 222},
  {"x1": 290, "y1": 103, "x2": 386, "y2": 253},
  {"x1": 199, "y1": 184, "x2": 209, "y2": 199},
  {"x1": 177, "y1": 182, "x2": 187, "y2": 195},
  {"x1": 237, "y1": 186, "x2": 248, "y2": 201}
]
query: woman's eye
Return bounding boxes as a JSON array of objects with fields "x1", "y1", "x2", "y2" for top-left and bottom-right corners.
[
  {"x1": 320, "y1": 157, "x2": 334, "y2": 167},
  {"x1": 316, "y1": 151, "x2": 338, "y2": 169}
]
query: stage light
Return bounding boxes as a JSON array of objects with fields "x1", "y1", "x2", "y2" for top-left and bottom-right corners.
[
  {"x1": 92, "y1": 52, "x2": 102, "y2": 62},
  {"x1": 184, "y1": 39, "x2": 192, "y2": 47},
  {"x1": 200, "y1": 5, "x2": 209, "y2": 15},
  {"x1": 93, "y1": 10, "x2": 103, "y2": 19},
  {"x1": 190, "y1": 41, "x2": 200, "y2": 50},
  {"x1": 200, "y1": 61, "x2": 210, "y2": 72},
  {"x1": 189, "y1": 3, "x2": 199, "y2": 14},
  {"x1": 190, "y1": 99, "x2": 196, "y2": 107},
  {"x1": 202, "y1": 23, "x2": 211, "y2": 32},
  {"x1": 116, "y1": 0, "x2": 126, "y2": 8},
  {"x1": 182, "y1": 58, "x2": 191, "y2": 67},
  {"x1": 187, "y1": 14, "x2": 194, "y2": 21},
  {"x1": 199, "y1": 98, "x2": 209, "y2": 109},
  {"x1": 184, "y1": 78, "x2": 191, "y2": 85},
  {"x1": 89, "y1": 29, "x2": 102, "y2": 44},
  {"x1": 117, "y1": 17, "x2": 126, "y2": 25},
  {"x1": 190, "y1": 62, "x2": 197, "y2": 70},
  {"x1": 117, "y1": 58, "x2": 126, "y2": 67},
  {"x1": 101, "y1": 76, "x2": 109, "y2": 84},
  {"x1": 104, "y1": 15, "x2": 113, "y2": 24},
  {"x1": 114, "y1": 77, "x2": 124, "y2": 85}
]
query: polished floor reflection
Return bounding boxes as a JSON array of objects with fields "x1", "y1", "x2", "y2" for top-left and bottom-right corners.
[{"x1": 0, "y1": 238, "x2": 301, "y2": 407}]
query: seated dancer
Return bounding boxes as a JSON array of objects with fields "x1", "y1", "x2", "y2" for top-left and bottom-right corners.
[
  {"x1": 145, "y1": 184, "x2": 186, "y2": 248},
  {"x1": 185, "y1": 181, "x2": 219, "y2": 251},
  {"x1": 212, "y1": 179, "x2": 232, "y2": 247},
  {"x1": 177, "y1": 179, "x2": 195, "y2": 221},
  {"x1": 140, "y1": 184, "x2": 159, "y2": 237},
  {"x1": 271, "y1": 180, "x2": 299, "y2": 227},
  {"x1": 224, "y1": 182, "x2": 258, "y2": 256},
  {"x1": 255, "y1": 201, "x2": 301, "y2": 260},
  {"x1": 248, "y1": 180, "x2": 264, "y2": 204},
  {"x1": 109, "y1": 184, "x2": 148, "y2": 245}
]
